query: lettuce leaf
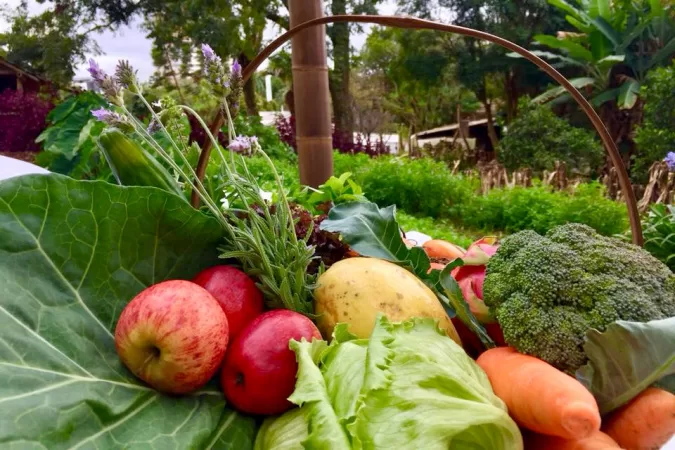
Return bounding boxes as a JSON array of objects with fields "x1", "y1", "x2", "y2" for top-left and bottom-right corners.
[
  {"x1": 576, "y1": 317, "x2": 675, "y2": 414},
  {"x1": 255, "y1": 316, "x2": 522, "y2": 450},
  {"x1": 0, "y1": 174, "x2": 256, "y2": 448}
]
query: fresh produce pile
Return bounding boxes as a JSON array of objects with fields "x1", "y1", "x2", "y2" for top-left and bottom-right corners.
[{"x1": 0, "y1": 51, "x2": 674, "y2": 449}]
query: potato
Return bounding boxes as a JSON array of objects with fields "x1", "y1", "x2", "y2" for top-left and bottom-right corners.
[{"x1": 314, "y1": 257, "x2": 461, "y2": 345}]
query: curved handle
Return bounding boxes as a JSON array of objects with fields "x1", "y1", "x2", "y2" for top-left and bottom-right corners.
[{"x1": 242, "y1": 14, "x2": 643, "y2": 246}]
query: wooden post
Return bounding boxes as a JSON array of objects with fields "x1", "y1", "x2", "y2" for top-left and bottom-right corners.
[{"x1": 289, "y1": 0, "x2": 333, "y2": 187}]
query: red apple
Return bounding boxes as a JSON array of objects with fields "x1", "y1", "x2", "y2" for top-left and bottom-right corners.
[
  {"x1": 221, "y1": 309, "x2": 321, "y2": 415},
  {"x1": 192, "y1": 265, "x2": 264, "y2": 339},
  {"x1": 114, "y1": 280, "x2": 229, "y2": 394}
]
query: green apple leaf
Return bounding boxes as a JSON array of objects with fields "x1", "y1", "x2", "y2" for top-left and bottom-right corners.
[{"x1": 0, "y1": 174, "x2": 257, "y2": 449}]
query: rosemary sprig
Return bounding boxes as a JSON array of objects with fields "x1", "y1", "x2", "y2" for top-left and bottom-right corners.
[{"x1": 90, "y1": 49, "x2": 317, "y2": 315}]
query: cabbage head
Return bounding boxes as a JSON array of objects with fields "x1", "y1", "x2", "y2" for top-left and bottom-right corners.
[{"x1": 254, "y1": 316, "x2": 522, "y2": 450}]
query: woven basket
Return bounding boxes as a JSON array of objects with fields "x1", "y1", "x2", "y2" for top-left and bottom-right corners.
[{"x1": 238, "y1": 14, "x2": 643, "y2": 246}]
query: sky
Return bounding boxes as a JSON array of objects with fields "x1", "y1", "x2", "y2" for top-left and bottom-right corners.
[{"x1": 0, "y1": 0, "x2": 399, "y2": 82}]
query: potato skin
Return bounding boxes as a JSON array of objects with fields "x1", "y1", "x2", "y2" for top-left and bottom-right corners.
[{"x1": 314, "y1": 257, "x2": 461, "y2": 345}]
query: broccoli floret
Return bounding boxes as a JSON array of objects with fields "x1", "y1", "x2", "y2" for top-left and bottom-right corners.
[{"x1": 484, "y1": 223, "x2": 675, "y2": 374}]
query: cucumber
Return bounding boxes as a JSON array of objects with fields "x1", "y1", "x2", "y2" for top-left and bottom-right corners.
[{"x1": 97, "y1": 128, "x2": 184, "y2": 198}]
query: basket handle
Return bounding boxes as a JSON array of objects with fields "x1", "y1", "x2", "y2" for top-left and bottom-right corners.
[{"x1": 237, "y1": 14, "x2": 643, "y2": 246}]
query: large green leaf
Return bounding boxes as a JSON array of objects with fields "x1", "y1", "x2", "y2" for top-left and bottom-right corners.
[
  {"x1": 576, "y1": 318, "x2": 675, "y2": 415},
  {"x1": 617, "y1": 78, "x2": 641, "y2": 109},
  {"x1": 590, "y1": 87, "x2": 621, "y2": 106},
  {"x1": 320, "y1": 201, "x2": 431, "y2": 276},
  {"x1": 533, "y1": 77, "x2": 596, "y2": 104},
  {"x1": 548, "y1": 0, "x2": 585, "y2": 22},
  {"x1": 646, "y1": 37, "x2": 675, "y2": 70},
  {"x1": 0, "y1": 174, "x2": 257, "y2": 449},
  {"x1": 534, "y1": 34, "x2": 594, "y2": 62}
]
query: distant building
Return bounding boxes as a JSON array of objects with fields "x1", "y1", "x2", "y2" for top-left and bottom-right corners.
[{"x1": 0, "y1": 57, "x2": 51, "y2": 93}]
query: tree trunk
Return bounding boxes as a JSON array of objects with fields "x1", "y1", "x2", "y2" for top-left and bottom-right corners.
[
  {"x1": 483, "y1": 100, "x2": 500, "y2": 154},
  {"x1": 329, "y1": 0, "x2": 354, "y2": 144},
  {"x1": 239, "y1": 53, "x2": 258, "y2": 116},
  {"x1": 504, "y1": 69, "x2": 518, "y2": 124},
  {"x1": 289, "y1": 0, "x2": 333, "y2": 187}
]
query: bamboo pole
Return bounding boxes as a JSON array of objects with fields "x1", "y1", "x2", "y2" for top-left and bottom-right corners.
[{"x1": 288, "y1": 0, "x2": 333, "y2": 187}]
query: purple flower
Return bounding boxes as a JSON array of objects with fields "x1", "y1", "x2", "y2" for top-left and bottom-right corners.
[
  {"x1": 231, "y1": 60, "x2": 242, "y2": 77},
  {"x1": 665, "y1": 152, "x2": 675, "y2": 171},
  {"x1": 201, "y1": 44, "x2": 217, "y2": 63},
  {"x1": 228, "y1": 135, "x2": 252, "y2": 153},
  {"x1": 147, "y1": 118, "x2": 161, "y2": 134},
  {"x1": 87, "y1": 59, "x2": 106, "y2": 84},
  {"x1": 91, "y1": 108, "x2": 114, "y2": 121},
  {"x1": 91, "y1": 108, "x2": 124, "y2": 125}
]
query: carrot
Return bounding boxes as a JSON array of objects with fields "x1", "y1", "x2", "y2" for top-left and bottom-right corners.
[
  {"x1": 602, "y1": 387, "x2": 675, "y2": 450},
  {"x1": 476, "y1": 347, "x2": 601, "y2": 439},
  {"x1": 422, "y1": 239, "x2": 465, "y2": 260},
  {"x1": 524, "y1": 430, "x2": 621, "y2": 450}
]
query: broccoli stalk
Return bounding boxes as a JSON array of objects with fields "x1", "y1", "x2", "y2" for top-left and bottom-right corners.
[{"x1": 483, "y1": 223, "x2": 675, "y2": 374}]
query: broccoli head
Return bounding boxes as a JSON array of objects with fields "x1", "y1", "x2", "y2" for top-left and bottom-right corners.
[{"x1": 483, "y1": 223, "x2": 675, "y2": 374}]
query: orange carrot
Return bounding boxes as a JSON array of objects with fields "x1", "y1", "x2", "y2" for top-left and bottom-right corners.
[
  {"x1": 476, "y1": 347, "x2": 601, "y2": 440},
  {"x1": 602, "y1": 387, "x2": 675, "y2": 450},
  {"x1": 422, "y1": 239, "x2": 465, "y2": 260},
  {"x1": 524, "y1": 430, "x2": 621, "y2": 449}
]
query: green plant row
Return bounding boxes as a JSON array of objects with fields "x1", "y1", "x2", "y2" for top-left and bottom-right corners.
[{"x1": 244, "y1": 152, "x2": 629, "y2": 239}]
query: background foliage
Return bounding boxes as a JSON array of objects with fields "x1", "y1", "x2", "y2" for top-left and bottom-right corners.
[{"x1": 498, "y1": 100, "x2": 604, "y2": 174}]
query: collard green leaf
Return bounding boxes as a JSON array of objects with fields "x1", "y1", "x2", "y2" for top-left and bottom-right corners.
[
  {"x1": 0, "y1": 174, "x2": 256, "y2": 449},
  {"x1": 576, "y1": 318, "x2": 675, "y2": 414},
  {"x1": 320, "y1": 201, "x2": 431, "y2": 276}
]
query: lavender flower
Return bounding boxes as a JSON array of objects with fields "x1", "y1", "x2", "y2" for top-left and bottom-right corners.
[
  {"x1": 201, "y1": 44, "x2": 217, "y2": 62},
  {"x1": 231, "y1": 60, "x2": 242, "y2": 77},
  {"x1": 665, "y1": 152, "x2": 675, "y2": 171},
  {"x1": 147, "y1": 118, "x2": 161, "y2": 134},
  {"x1": 91, "y1": 108, "x2": 114, "y2": 121},
  {"x1": 228, "y1": 135, "x2": 253, "y2": 153},
  {"x1": 91, "y1": 108, "x2": 126, "y2": 126},
  {"x1": 87, "y1": 59, "x2": 106, "y2": 84},
  {"x1": 115, "y1": 60, "x2": 139, "y2": 93}
]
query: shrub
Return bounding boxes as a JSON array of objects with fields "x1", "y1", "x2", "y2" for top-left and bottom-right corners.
[
  {"x1": 333, "y1": 151, "x2": 371, "y2": 176},
  {"x1": 275, "y1": 114, "x2": 390, "y2": 156},
  {"x1": 354, "y1": 157, "x2": 478, "y2": 217},
  {"x1": 633, "y1": 62, "x2": 675, "y2": 184},
  {"x1": 641, "y1": 204, "x2": 675, "y2": 271},
  {"x1": 0, "y1": 89, "x2": 53, "y2": 153},
  {"x1": 458, "y1": 182, "x2": 628, "y2": 236},
  {"x1": 498, "y1": 100, "x2": 604, "y2": 175}
]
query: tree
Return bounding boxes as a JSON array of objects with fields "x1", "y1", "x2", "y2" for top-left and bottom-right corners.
[
  {"x1": 359, "y1": 27, "x2": 478, "y2": 143},
  {"x1": 326, "y1": 0, "x2": 382, "y2": 142},
  {"x1": 396, "y1": 0, "x2": 567, "y2": 151},
  {"x1": 0, "y1": 5, "x2": 100, "y2": 86}
]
